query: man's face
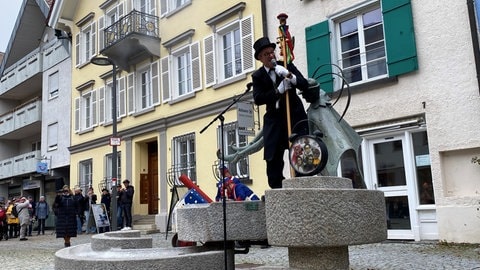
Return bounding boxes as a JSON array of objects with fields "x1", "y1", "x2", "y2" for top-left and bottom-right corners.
[{"x1": 258, "y1": 47, "x2": 276, "y2": 68}]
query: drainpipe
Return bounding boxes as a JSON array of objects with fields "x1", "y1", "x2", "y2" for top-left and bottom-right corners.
[
  {"x1": 466, "y1": 0, "x2": 480, "y2": 94},
  {"x1": 261, "y1": 0, "x2": 268, "y2": 37}
]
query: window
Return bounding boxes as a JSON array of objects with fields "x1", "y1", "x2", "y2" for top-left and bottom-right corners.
[
  {"x1": 98, "y1": 2, "x2": 124, "y2": 50},
  {"x1": 204, "y1": 16, "x2": 254, "y2": 87},
  {"x1": 47, "y1": 122, "x2": 58, "y2": 151},
  {"x1": 305, "y1": 0, "x2": 418, "y2": 92},
  {"x1": 140, "y1": 68, "x2": 153, "y2": 109},
  {"x1": 160, "y1": 0, "x2": 190, "y2": 16},
  {"x1": 128, "y1": 62, "x2": 159, "y2": 112},
  {"x1": 31, "y1": 141, "x2": 41, "y2": 151},
  {"x1": 412, "y1": 131, "x2": 434, "y2": 205},
  {"x1": 76, "y1": 22, "x2": 96, "y2": 66},
  {"x1": 203, "y1": 17, "x2": 254, "y2": 86},
  {"x1": 160, "y1": 42, "x2": 200, "y2": 102},
  {"x1": 79, "y1": 159, "x2": 93, "y2": 192},
  {"x1": 221, "y1": 27, "x2": 242, "y2": 79},
  {"x1": 135, "y1": 0, "x2": 156, "y2": 15},
  {"x1": 337, "y1": 7, "x2": 387, "y2": 84},
  {"x1": 74, "y1": 90, "x2": 97, "y2": 132},
  {"x1": 217, "y1": 122, "x2": 250, "y2": 181},
  {"x1": 172, "y1": 133, "x2": 196, "y2": 182},
  {"x1": 48, "y1": 71, "x2": 59, "y2": 99},
  {"x1": 106, "y1": 152, "x2": 122, "y2": 183}
]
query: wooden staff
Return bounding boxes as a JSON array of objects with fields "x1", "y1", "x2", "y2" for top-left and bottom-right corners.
[{"x1": 277, "y1": 13, "x2": 295, "y2": 177}]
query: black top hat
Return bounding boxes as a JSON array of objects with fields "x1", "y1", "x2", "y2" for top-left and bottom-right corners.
[{"x1": 253, "y1": 37, "x2": 276, "y2": 60}]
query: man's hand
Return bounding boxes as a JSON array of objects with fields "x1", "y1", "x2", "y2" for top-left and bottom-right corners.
[
  {"x1": 277, "y1": 79, "x2": 291, "y2": 94},
  {"x1": 275, "y1": 65, "x2": 290, "y2": 77}
]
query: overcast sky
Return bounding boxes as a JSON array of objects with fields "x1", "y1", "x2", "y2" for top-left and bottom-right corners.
[{"x1": 0, "y1": 1, "x2": 23, "y2": 52}]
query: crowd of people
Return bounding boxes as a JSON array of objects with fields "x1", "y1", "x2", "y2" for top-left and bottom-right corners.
[{"x1": 0, "y1": 179, "x2": 134, "y2": 247}]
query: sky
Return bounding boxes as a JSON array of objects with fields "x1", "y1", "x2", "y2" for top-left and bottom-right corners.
[{"x1": 0, "y1": 1, "x2": 23, "y2": 52}]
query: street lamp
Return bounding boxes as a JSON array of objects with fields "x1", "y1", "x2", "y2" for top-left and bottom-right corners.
[{"x1": 90, "y1": 56, "x2": 119, "y2": 231}]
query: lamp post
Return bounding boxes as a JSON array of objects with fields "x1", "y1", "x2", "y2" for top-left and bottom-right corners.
[{"x1": 90, "y1": 56, "x2": 118, "y2": 231}]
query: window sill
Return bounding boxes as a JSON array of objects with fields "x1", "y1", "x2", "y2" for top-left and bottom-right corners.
[
  {"x1": 132, "y1": 106, "x2": 155, "y2": 117},
  {"x1": 168, "y1": 91, "x2": 196, "y2": 105},
  {"x1": 331, "y1": 76, "x2": 398, "y2": 98},
  {"x1": 77, "y1": 127, "x2": 94, "y2": 135},
  {"x1": 102, "y1": 118, "x2": 123, "y2": 127},
  {"x1": 212, "y1": 74, "x2": 247, "y2": 90}
]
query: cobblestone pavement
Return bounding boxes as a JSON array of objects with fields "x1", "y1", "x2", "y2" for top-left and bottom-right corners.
[{"x1": 1, "y1": 230, "x2": 479, "y2": 270}]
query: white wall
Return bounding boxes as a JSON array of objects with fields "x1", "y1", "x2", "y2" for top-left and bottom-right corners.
[{"x1": 266, "y1": 0, "x2": 480, "y2": 243}]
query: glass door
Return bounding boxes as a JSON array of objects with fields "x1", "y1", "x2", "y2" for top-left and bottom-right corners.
[{"x1": 368, "y1": 135, "x2": 415, "y2": 239}]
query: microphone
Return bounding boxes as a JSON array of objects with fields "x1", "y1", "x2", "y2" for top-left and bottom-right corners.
[
  {"x1": 246, "y1": 82, "x2": 253, "y2": 92},
  {"x1": 271, "y1": 59, "x2": 277, "y2": 67}
]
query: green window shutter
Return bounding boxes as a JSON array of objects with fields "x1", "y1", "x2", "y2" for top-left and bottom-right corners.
[
  {"x1": 382, "y1": 0, "x2": 418, "y2": 77},
  {"x1": 305, "y1": 20, "x2": 333, "y2": 93}
]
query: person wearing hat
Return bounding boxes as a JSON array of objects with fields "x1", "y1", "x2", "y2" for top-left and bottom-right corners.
[
  {"x1": 120, "y1": 179, "x2": 134, "y2": 229},
  {"x1": 16, "y1": 197, "x2": 31, "y2": 241},
  {"x1": 215, "y1": 165, "x2": 260, "y2": 202},
  {"x1": 251, "y1": 36, "x2": 309, "y2": 189}
]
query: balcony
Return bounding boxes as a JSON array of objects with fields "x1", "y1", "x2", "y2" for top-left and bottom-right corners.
[
  {"x1": 0, "y1": 150, "x2": 41, "y2": 179},
  {"x1": 0, "y1": 98, "x2": 42, "y2": 139},
  {"x1": 0, "y1": 39, "x2": 69, "y2": 100},
  {"x1": 100, "y1": 10, "x2": 160, "y2": 71}
]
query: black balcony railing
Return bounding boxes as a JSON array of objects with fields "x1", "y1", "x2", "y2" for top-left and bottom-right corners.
[{"x1": 103, "y1": 10, "x2": 159, "y2": 49}]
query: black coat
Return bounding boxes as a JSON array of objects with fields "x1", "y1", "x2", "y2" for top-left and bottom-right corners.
[
  {"x1": 55, "y1": 194, "x2": 78, "y2": 238},
  {"x1": 252, "y1": 62, "x2": 309, "y2": 160}
]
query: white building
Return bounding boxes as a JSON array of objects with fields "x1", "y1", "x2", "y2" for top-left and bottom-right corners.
[
  {"x1": 265, "y1": 0, "x2": 480, "y2": 243},
  {"x1": 0, "y1": 0, "x2": 71, "y2": 227}
]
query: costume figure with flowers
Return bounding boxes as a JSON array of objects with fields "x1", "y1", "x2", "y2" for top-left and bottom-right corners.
[{"x1": 215, "y1": 166, "x2": 259, "y2": 202}]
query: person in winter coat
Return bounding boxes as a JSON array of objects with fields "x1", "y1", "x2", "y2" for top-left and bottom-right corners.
[
  {"x1": 120, "y1": 179, "x2": 134, "y2": 228},
  {"x1": 84, "y1": 187, "x2": 97, "y2": 233},
  {"x1": 55, "y1": 185, "x2": 79, "y2": 247},
  {"x1": 73, "y1": 187, "x2": 85, "y2": 234},
  {"x1": 16, "y1": 197, "x2": 31, "y2": 241},
  {"x1": 35, "y1": 196, "x2": 49, "y2": 235},
  {"x1": 6, "y1": 199, "x2": 19, "y2": 238}
]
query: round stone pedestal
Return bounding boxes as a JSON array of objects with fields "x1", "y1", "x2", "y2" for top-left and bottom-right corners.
[{"x1": 265, "y1": 176, "x2": 387, "y2": 269}]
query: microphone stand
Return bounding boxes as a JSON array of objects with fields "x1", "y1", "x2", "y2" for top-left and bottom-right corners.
[{"x1": 200, "y1": 82, "x2": 253, "y2": 270}]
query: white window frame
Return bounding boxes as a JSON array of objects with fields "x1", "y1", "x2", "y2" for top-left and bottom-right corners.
[
  {"x1": 78, "y1": 22, "x2": 96, "y2": 65},
  {"x1": 172, "y1": 46, "x2": 192, "y2": 98},
  {"x1": 47, "y1": 122, "x2": 58, "y2": 151},
  {"x1": 105, "y1": 152, "x2": 122, "y2": 182},
  {"x1": 217, "y1": 122, "x2": 250, "y2": 180},
  {"x1": 136, "y1": 66, "x2": 153, "y2": 110},
  {"x1": 172, "y1": 133, "x2": 196, "y2": 182},
  {"x1": 80, "y1": 90, "x2": 97, "y2": 130},
  {"x1": 48, "y1": 71, "x2": 59, "y2": 99},
  {"x1": 203, "y1": 15, "x2": 254, "y2": 87},
  {"x1": 161, "y1": 0, "x2": 191, "y2": 16},
  {"x1": 217, "y1": 23, "x2": 242, "y2": 80},
  {"x1": 79, "y1": 159, "x2": 93, "y2": 191},
  {"x1": 333, "y1": 3, "x2": 387, "y2": 87}
]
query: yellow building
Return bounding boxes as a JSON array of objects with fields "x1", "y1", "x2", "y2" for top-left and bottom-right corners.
[{"x1": 49, "y1": 0, "x2": 272, "y2": 231}]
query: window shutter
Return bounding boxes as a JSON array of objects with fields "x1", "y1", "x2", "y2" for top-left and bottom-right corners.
[
  {"x1": 305, "y1": 20, "x2": 334, "y2": 93},
  {"x1": 91, "y1": 22, "x2": 97, "y2": 56},
  {"x1": 75, "y1": 33, "x2": 80, "y2": 67},
  {"x1": 119, "y1": 76, "x2": 126, "y2": 117},
  {"x1": 204, "y1": 34, "x2": 216, "y2": 87},
  {"x1": 151, "y1": 61, "x2": 160, "y2": 105},
  {"x1": 75, "y1": 97, "x2": 80, "y2": 132},
  {"x1": 240, "y1": 16, "x2": 254, "y2": 72},
  {"x1": 92, "y1": 90, "x2": 98, "y2": 127},
  {"x1": 160, "y1": 0, "x2": 167, "y2": 16},
  {"x1": 98, "y1": 16, "x2": 105, "y2": 51},
  {"x1": 382, "y1": 0, "x2": 418, "y2": 77},
  {"x1": 161, "y1": 56, "x2": 170, "y2": 102},
  {"x1": 99, "y1": 86, "x2": 105, "y2": 124},
  {"x1": 191, "y1": 42, "x2": 202, "y2": 91},
  {"x1": 127, "y1": 73, "x2": 135, "y2": 114}
]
